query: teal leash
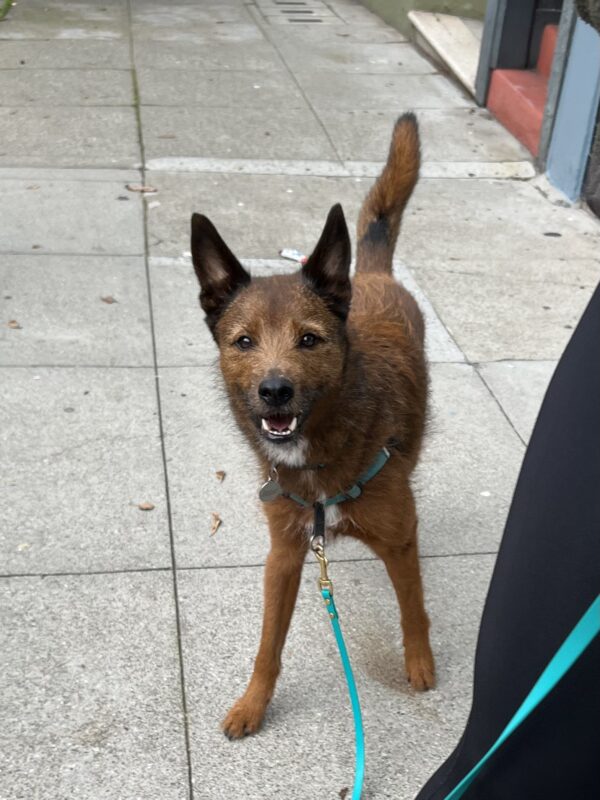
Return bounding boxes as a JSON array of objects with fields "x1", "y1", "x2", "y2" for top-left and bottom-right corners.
[
  {"x1": 443, "y1": 594, "x2": 600, "y2": 800},
  {"x1": 312, "y1": 537, "x2": 365, "y2": 800},
  {"x1": 259, "y1": 445, "x2": 393, "y2": 799}
]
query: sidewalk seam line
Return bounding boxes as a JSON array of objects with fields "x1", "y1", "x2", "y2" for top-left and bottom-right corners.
[
  {"x1": 474, "y1": 365, "x2": 528, "y2": 447},
  {"x1": 0, "y1": 551, "x2": 500, "y2": 581},
  {"x1": 246, "y1": 3, "x2": 345, "y2": 163},
  {"x1": 126, "y1": 2, "x2": 195, "y2": 796}
]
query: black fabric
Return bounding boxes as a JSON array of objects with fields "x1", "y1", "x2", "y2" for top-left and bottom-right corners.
[{"x1": 416, "y1": 283, "x2": 600, "y2": 800}]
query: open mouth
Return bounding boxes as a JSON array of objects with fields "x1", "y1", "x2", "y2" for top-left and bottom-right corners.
[{"x1": 260, "y1": 414, "x2": 298, "y2": 442}]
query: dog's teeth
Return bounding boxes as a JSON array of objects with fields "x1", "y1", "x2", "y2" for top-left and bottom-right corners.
[{"x1": 261, "y1": 416, "x2": 298, "y2": 437}]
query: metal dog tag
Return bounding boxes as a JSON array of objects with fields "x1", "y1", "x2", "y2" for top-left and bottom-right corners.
[{"x1": 259, "y1": 479, "x2": 283, "y2": 502}]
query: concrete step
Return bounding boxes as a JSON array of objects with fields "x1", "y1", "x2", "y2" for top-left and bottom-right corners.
[{"x1": 408, "y1": 10, "x2": 483, "y2": 97}]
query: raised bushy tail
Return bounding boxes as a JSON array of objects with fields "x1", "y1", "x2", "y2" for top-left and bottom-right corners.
[{"x1": 355, "y1": 112, "x2": 420, "y2": 274}]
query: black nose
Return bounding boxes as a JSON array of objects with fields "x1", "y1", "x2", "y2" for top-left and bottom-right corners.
[{"x1": 258, "y1": 377, "x2": 294, "y2": 407}]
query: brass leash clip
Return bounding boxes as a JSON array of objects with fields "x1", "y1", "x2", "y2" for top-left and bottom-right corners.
[{"x1": 311, "y1": 535, "x2": 333, "y2": 595}]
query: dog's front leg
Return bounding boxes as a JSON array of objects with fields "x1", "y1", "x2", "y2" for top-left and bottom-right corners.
[{"x1": 222, "y1": 533, "x2": 307, "y2": 739}]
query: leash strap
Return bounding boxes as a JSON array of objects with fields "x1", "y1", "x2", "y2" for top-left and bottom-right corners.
[
  {"x1": 321, "y1": 587, "x2": 365, "y2": 800},
  {"x1": 443, "y1": 594, "x2": 600, "y2": 800},
  {"x1": 313, "y1": 541, "x2": 365, "y2": 799}
]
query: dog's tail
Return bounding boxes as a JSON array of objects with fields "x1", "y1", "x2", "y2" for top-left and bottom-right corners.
[{"x1": 355, "y1": 113, "x2": 420, "y2": 274}]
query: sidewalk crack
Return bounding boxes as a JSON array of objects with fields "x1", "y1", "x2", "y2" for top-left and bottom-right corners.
[{"x1": 125, "y1": 2, "x2": 195, "y2": 797}]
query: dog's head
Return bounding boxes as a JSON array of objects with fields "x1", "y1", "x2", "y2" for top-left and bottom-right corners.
[{"x1": 191, "y1": 204, "x2": 351, "y2": 466}]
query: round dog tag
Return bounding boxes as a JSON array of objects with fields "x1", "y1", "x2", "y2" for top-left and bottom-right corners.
[{"x1": 259, "y1": 479, "x2": 283, "y2": 502}]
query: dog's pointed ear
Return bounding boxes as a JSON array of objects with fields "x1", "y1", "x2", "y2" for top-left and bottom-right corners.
[
  {"x1": 301, "y1": 204, "x2": 352, "y2": 321},
  {"x1": 191, "y1": 213, "x2": 251, "y2": 332}
]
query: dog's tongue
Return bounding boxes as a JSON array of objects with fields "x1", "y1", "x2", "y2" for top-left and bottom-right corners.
[{"x1": 267, "y1": 415, "x2": 293, "y2": 432}]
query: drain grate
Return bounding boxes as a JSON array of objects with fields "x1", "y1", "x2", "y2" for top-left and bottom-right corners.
[{"x1": 255, "y1": 0, "x2": 342, "y2": 24}]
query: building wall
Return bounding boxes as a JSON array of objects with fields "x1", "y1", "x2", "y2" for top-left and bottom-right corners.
[{"x1": 360, "y1": 0, "x2": 487, "y2": 35}]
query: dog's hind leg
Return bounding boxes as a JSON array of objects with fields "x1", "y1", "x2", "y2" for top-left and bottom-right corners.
[
  {"x1": 222, "y1": 534, "x2": 307, "y2": 739},
  {"x1": 368, "y1": 501, "x2": 435, "y2": 691}
]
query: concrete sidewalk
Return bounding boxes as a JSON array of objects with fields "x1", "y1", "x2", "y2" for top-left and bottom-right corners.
[{"x1": 1, "y1": 1, "x2": 599, "y2": 798}]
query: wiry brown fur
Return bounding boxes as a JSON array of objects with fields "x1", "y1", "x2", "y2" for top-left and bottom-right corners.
[{"x1": 190, "y1": 113, "x2": 434, "y2": 740}]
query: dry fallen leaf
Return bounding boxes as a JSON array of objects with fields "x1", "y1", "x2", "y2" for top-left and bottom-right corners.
[
  {"x1": 125, "y1": 183, "x2": 157, "y2": 194},
  {"x1": 210, "y1": 512, "x2": 222, "y2": 536},
  {"x1": 339, "y1": 789, "x2": 349, "y2": 800},
  {"x1": 138, "y1": 501, "x2": 155, "y2": 511},
  {"x1": 215, "y1": 470, "x2": 226, "y2": 483},
  {"x1": 101, "y1": 295, "x2": 117, "y2": 304},
  {"x1": 8, "y1": 319, "x2": 22, "y2": 329}
]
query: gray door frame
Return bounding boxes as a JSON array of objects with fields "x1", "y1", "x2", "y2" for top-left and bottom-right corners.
[
  {"x1": 546, "y1": 17, "x2": 600, "y2": 200},
  {"x1": 475, "y1": 0, "x2": 582, "y2": 172}
]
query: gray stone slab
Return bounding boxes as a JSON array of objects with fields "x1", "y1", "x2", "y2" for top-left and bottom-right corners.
[
  {"x1": 318, "y1": 107, "x2": 531, "y2": 162},
  {"x1": 0, "y1": 167, "x2": 141, "y2": 181},
  {"x1": 276, "y1": 40, "x2": 436, "y2": 74},
  {"x1": 0, "y1": 171, "x2": 144, "y2": 255},
  {"x1": 330, "y1": 2, "x2": 395, "y2": 25},
  {"x1": 131, "y1": 2, "x2": 253, "y2": 27},
  {"x1": 132, "y1": 39, "x2": 283, "y2": 71},
  {"x1": 159, "y1": 365, "x2": 268, "y2": 569},
  {"x1": 0, "y1": 368, "x2": 171, "y2": 574},
  {"x1": 0, "y1": 571, "x2": 188, "y2": 800},
  {"x1": 141, "y1": 105, "x2": 337, "y2": 161},
  {"x1": 159, "y1": 362, "x2": 520, "y2": 569},
  {"x1": 408, "y1": 254, "x2": 600, "y2": 287},
  {"x1": 267, "y1": 21, "x2": 407, "y2": 43},
  {"x1": 149, "y1": 256, "x2": 462, "y2": 369},
  {"x1": 145, "y1": 172, "x2": 366, "y2": 259},
  {"x1": 177, "y1": 554, "x2": 495, "y2": 799},
  {"x1": 294, "y1": 72, "x2": 472, "y2": 111},
  {"x1": 137, "y1": 67, "x2": 307, "y2": 108},
  {"x1": 478, "y1": 360, "x2": 557, "y2": 443},
  {"x1": 0, "y1": 39, "x2": 130, "y2": 68},
  {"x1": 411, "y1": 268, "x2": 595, "y2": 362},
  {"x1": 394, "y1": 262, "x2": 465, "y2": 362},
  {"x1": 0, "y1": 1, "x2": 126, "y2": 40},
  {"x1": 131, "y1": 21, "x2": 262, "y2": 44},
  {"x1": 0, "y1": 106, "x2": 140, "y2": 168},
  {"x1": 0, "y1": 255, "x2": 152, "y2": 366},
  {"x1": 401, "y1": 178, "x2": 600, "y2": 265},
  {"x1": 149, "y1": 257, "x2": 211, "y2": 367},
  {"x1": 415, "y1": 363, "x2": 524, "y2": 557},
  {"x1": 0, "y1": 69, "x2": 132, "y2": 106}
]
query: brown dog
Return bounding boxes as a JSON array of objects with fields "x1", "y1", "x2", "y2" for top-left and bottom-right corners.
[{"x1": 191, "y1": 113, "x2": 434, "y2": 739}]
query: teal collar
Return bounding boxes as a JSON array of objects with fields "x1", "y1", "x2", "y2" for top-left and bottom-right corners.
[{"x1": 283, "y1": 445, "x2": 391, "y2": 509}]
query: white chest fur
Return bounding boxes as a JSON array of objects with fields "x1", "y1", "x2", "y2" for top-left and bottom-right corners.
[{"x1": 304, "y1": 493, "x2": 343, "y2": 537}]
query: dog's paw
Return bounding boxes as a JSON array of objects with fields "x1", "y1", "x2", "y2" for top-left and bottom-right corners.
[
  {"x1": 406, "y1": 646, "x2": 436, "y2": 691},
  {"x1": 222, "y1": 697, "x2": 266, "y2": 740}
]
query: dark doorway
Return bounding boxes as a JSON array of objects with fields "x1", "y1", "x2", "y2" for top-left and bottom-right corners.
[{"x1": 528, "y1": 0, "x2": 564, "y2": 67}]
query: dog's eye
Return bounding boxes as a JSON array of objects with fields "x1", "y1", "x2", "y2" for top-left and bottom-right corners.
[
  {"x1": 235, "y1": 335, "x2": 253, "y2": 351},
  {"x1": 299, "y1": 333, "x2": 319, "y2": 348}
]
